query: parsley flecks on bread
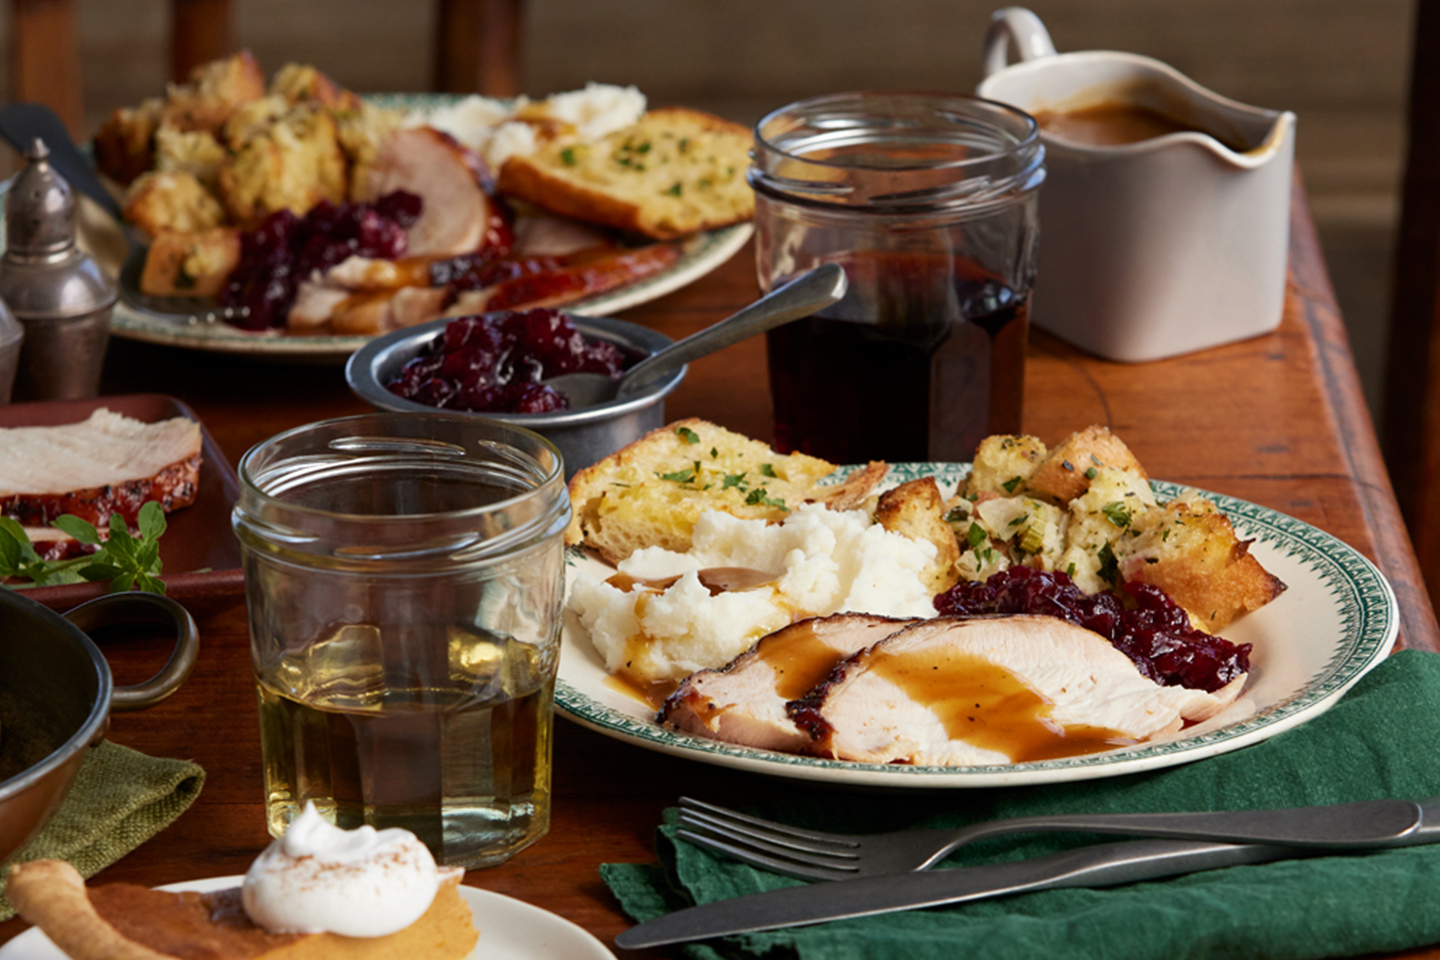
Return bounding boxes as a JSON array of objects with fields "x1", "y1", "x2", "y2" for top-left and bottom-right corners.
[
  {"x1": 497, "y1": 108, "x2": 754, "y2": 239},
  {"x1": 565, "y1": 420, "x2": 882, "y2": 566}
]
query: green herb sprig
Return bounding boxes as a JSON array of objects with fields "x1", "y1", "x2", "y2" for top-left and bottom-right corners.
[{"x1": 0, "y1": 502, "x2": 168, "y2": 593}]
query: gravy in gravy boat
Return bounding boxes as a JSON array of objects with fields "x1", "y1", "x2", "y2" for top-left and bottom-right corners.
[{"x1": 1031, "y1": 100, "x2": 1249, "y2": 152}]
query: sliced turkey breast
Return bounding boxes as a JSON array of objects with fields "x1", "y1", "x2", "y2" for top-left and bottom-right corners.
[
  {"x1": 0, "y1": 409, "x2": 202, "y2": 530},
  {"x1": 512, "y1": 212, "x2": 613, "y2": 257},
  {"x1": 789, "y1": 615, "x2": 1245, "y2": 766},
  {"x1": 359, "y1": 127, "x2": 506, "y2": 258},
  {"x1": 658, "y1": 613, "x2": 915, "y2": 753}
]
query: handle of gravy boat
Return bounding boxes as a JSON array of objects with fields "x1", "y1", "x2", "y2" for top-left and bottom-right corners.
[{"x1": 983, "y1": 6, "x2": 1058, "y2": 77}]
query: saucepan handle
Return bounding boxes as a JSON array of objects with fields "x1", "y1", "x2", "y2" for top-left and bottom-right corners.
[
  {"x1": 983, "y1": 6, "x2": 1058, "y2": 77},
  {"x1": 62, "y1": 593, "x2": 200, "y2": 712}
]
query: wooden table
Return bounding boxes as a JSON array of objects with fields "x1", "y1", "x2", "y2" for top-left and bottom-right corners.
[{"x1": 3, "y1": 181, "x2": 1437, "y2": 957}]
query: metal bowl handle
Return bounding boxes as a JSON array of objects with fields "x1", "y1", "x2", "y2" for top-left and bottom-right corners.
[{"x1": 62, "y1": 593, "x2": 200, "y2": 712}]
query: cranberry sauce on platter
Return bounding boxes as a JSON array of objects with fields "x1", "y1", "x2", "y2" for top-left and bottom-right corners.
[
  {"x1": 221, "y1": 192, "x2": 425, "y2": 331},
  {"x1": 935, "y1": 566, "x2": 1251, "y2": 693}
]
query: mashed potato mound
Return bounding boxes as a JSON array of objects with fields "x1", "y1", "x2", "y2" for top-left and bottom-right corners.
[
  {"x1": 416, "y1": 83, "x2": 646, "y2": 170},
  {"x1": 569, "y1": 504, "x2": 937, "y2": 684}
]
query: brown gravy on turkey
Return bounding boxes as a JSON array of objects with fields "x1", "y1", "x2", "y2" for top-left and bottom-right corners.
[
  {"x1": 756, "y1": 620, "x2": 847, "y2": 701},
  {"x1": 867, "y1": 647, "x2": 1136, "y2": 762}
]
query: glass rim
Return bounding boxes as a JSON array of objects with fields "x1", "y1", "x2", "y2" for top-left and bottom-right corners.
[
  {"x1": 755, "y1": 90, "x2": 1041, "y2": 168},
  {"x1": 750, "y1": 90, "x2": 1045, "y2": 215},
  {"x1": 236, "y1": 411, "x2": 567, "y2": 526}
]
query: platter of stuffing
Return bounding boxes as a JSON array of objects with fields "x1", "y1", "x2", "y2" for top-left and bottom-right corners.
[{"x1": 13, "y1": 52, "x2": 755, "y2": 361}]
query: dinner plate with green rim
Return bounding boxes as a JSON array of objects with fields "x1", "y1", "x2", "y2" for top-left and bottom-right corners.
[
  {"x1": 0, "y1": 92, "x2": 753, "y2": 363},
  {"x1": 554, "y1": 462, "x2": 1399, "y2": 787}
]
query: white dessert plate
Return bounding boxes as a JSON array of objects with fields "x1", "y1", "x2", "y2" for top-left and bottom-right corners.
[
  {"x1": 0, "y1": 93, "x2": 753, "y2": 363},
  {"x1": 0, "y1": 875, "x2": 617, "y2": 960},
  {"x1": 555, "y1": 462, "x2": 1399, "y2": 787}
]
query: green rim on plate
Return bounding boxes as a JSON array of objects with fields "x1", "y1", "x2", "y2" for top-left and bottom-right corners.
[{"x1": 555, "y1": 463, "x2": 1398, "y2": 787}]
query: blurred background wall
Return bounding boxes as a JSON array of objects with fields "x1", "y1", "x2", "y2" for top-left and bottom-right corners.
[{"x1": 0, "y1": 0, "x2": 1412, "y2": 419}]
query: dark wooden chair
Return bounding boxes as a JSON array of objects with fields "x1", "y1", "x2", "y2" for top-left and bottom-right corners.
[
  {"x1": 7, "y1": 0, "x2": 524, "y2": 137},
  {"x1": 1384, "y1": 0, "x2": 1440, "y2": 601}
]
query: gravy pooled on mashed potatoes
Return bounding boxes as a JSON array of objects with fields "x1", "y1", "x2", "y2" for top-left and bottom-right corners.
[{"x1": 568, "y1": 503, "x2": 937, "y2": 690}]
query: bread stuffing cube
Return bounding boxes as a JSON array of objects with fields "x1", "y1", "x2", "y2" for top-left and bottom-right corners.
[
  {"x1": 161, "y1": 50, "x2": 266, "y2": 133},
  {"x1": 153, "y1": 127, "x2": 227, "y2": 190},
  {"x1": 93, "y1": 99, "x2": 163, "y2": 185},
  {"x1": 270, "y1": 63, "x2": 362, "y2": 110},
  {"x1": 124, "y1": 171, "x2": 227, "y2": 238},
  {"x1": 217, "y1": 104, "x2": 346, "y2": 225}
]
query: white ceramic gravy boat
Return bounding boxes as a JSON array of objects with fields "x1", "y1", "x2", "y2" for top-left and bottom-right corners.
[{"x1": 977, "y1": 7, "x2": 1296, "y2": 363}]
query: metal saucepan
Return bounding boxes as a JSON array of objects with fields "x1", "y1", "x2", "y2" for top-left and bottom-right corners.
[{"x1": 0, "y1": 589, "x2": 199, "y2": 864}]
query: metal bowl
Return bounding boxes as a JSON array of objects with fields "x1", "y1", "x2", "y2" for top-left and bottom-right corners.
[
  {"x1": 0, "y1": 590, "x2": 198, "y2": 865},
  {"x1": 345, "y1": 315, "x2": 684, "y2": 479}
]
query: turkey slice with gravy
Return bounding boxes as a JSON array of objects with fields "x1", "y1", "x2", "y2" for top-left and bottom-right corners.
[
  {"x1": 789, "y1": 615, "x2": 1245, "y2": 766},
  {"x1": 658, "y1": 613, "x2": 916, "y2": 753}
]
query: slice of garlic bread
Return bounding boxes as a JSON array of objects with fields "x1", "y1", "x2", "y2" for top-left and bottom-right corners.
[
  {"x1": 566, "y1": 419, "x2": 878, "y2": 565},
  {"x1": 498, "y1": 108, "x2": 753, "y2": 239}
]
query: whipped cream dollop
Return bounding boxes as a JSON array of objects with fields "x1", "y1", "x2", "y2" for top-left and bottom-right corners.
[{"x1": 241, "y1": 803, "x2": 462, "y2": 937}]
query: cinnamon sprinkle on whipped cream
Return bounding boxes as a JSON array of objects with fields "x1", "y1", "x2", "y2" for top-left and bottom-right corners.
[{"x1": 241, "y1": 802, "x2": 462, "y2": 937}]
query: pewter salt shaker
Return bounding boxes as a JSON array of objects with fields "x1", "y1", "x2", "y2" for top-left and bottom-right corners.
[{"x1": 0, "y1": 138, "x2": 116, "y2": 401}]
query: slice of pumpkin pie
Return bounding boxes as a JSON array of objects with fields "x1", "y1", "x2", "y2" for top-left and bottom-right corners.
[{"x1": 6, "y1": 806, "x2": 478, "y2": 960}]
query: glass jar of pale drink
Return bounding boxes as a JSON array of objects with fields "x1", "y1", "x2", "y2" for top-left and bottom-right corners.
[{"x1": 233, "y1": 413, "x2": 569, "y2": 868}]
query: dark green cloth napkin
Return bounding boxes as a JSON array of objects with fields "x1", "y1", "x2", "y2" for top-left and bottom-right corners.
[
  {"x1": 0, "y1": 740, "x2": 205, "y2": 921},
  {"x1": 603, "y1": 648, "x2": 1440, "y2": 960}
]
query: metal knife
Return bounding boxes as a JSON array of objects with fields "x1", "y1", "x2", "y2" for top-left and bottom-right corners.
[{"x1": 614, "y1": 838, "x2": 1303, "y2": 949}]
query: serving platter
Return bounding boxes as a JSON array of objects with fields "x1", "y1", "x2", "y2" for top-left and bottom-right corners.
[
  {"x1": 555, "y1": 462, "x2": 1399, "y2": 787},
  {"x1": 0, "y1": 93, "x2": 754, "y2": 363},
  {"x1": 0, "y1": 876, "x2": 617, "y2": 960},
  {"x1": 98, "y1": 221, "x2": 751, "y2": 362}
]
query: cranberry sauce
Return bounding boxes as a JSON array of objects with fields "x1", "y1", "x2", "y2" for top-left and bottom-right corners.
[
  {"x1": 386, "y1": 309, "x2": 631, "y2": 414},
  {"x1": 767, "y1": 253, "x2": 1027, "y2": 464},
  {"x1": 934, "y1": 566, "x2": 1251, "y2": 693},
  {"x1": 219, "y1": 191, "x2": 423, "y2": 331}
]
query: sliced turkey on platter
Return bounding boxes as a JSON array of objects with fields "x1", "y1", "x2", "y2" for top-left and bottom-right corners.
[
  {"x1": 789, "y1": 615, "x2": 1245, "y2": 766},
  {"x1": 659, "y1": 613, "x2": 918, "y2": 753}
]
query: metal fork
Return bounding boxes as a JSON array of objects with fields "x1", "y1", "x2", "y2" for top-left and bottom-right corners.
[
  {"x1": 0, "y1": 102, "x2": 248, "y2": 328},
  {"x1": 676, "y1": 795, "x2": 1439, "y2": 881}
]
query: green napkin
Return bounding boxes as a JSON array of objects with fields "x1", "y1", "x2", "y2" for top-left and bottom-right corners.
[
  {"x1": 0, "y1": 740, "x2": 205, "y2": 921},
  {"x1": 604, "y1": 648, "x2": 1440, "y2": 960}
]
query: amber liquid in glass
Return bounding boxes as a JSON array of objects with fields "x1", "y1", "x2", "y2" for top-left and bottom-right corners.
[{"x1": 256, "y1": 626, "x2": 552, "y2": 869}]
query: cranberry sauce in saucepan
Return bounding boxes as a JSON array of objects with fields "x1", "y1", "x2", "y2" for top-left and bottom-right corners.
[
  {"x1": 934, "y1": 566, "x2": 1251, "y2": 693},
  {"x1": 385, "y1": 309, "x2": 632, "y2": 414}
]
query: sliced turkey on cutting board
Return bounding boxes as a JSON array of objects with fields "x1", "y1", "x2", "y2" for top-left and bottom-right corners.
[
  {"x1": 788, "y1": 615, "x2": 1246, "y2": 766},
  {"x1": 658, "y1": 613, "x2": 916, "y2": 753},
  {"x1": 0, "y1": 408, "x2": 202, "y2": 529}
]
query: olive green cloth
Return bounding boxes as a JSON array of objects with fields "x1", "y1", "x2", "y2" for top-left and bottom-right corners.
[
  {"x1": 0, "y1": 740, "x2": 205, "y2": 921},
  {"x1": 603, "y1": 649, "x2": 1440, "y2": 960}
]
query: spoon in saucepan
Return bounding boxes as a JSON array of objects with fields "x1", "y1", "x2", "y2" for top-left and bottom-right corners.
[
  {"x1": 0, "y1": 102, "x2": 245, "y2": 327},
  {"x1": 543, "y1": 263, "x2": 848, "y2": 409}
]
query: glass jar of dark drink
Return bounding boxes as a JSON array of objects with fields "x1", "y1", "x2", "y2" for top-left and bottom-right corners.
[{"x1": 751, "y1": 92, "x2": 1044, "y2": 463}]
